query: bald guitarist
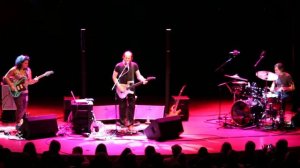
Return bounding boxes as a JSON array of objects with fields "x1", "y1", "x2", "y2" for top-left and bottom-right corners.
[{"x1": 112, "y1": 50, "x2": 148, "y2": 132}]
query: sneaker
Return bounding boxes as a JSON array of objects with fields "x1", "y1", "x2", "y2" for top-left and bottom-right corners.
[
  {"x1": 133, "y1": 120, "x2": 140, "y2": 126},
  {"x1": 15, "y1": 132, "x2": 24, "y2": 139},
  {"x1": 116, "y1": 121, "x2": 126, "y2": 128},
  {"x1": 126, "y1": 125, "x2": 137, "y2": 134}
]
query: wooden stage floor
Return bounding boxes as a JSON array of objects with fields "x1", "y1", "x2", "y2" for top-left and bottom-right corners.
[{"x1": 1, "y1": 97, "x2": 300, "y2": 156}]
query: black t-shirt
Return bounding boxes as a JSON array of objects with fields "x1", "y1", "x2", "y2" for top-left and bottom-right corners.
[
  {"x1": 114, "y1": 62, "x2": 139, "y2": 85},
  {"x1": 275, "y1": 72, "x2": 294, "y2": 99},
  {"x1": 275, "y1": 72, "x2": 293, "y2": 88}
]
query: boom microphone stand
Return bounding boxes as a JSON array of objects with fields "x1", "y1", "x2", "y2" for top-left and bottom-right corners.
[
  {"x1": 215, "y1": 50, "x2": 240, "y2": 72},
  {"x1": 217, "y1": 82, "x2": 234, "y2": 128}
]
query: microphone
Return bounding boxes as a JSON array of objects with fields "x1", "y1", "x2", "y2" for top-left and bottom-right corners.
[
  {"x1": 254, "y1": 50, "x2": 266, "y2": 68},
  {"x1": 229, "y1": 50, "x2": 240, "y2": 56},
  {"x1": 259, "y1": 50, "x2": 266, "y2": 58}
]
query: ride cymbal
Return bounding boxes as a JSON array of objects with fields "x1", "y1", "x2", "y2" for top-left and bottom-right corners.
[{"x1": 256, "y1": 71, "x2": 278, "y2": 81}]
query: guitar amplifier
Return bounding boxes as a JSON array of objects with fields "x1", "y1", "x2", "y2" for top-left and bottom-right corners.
[
  {"x1": 1, "y1": 85, "x2": 16, "y2": 122},
  {"x1": 70, "y1": 101, "x2": 94, "y2": 134},
  {"x1": 1, "y1": 85, "x2": 17, "y2": 110}
]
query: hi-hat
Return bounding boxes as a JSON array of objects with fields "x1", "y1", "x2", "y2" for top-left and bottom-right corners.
[
  {"x1": 256, "y1": 71, "x2": 278, "y2": 81},
  {"x1": 224, "y1": 74, "x2": 248, "y2": 81}
]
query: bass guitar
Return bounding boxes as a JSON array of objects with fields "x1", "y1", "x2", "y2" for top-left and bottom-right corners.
[
  {"x1": 10, "y1": 70, "x2": 54, "y2": 97},
  {"x1": 116, "y1": 76, "x2": 156, "y2": 99}
]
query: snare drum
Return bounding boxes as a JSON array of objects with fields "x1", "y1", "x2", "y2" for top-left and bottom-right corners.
[{"x1": 263, "y1": 92, "x2": 281, "y2": 110}]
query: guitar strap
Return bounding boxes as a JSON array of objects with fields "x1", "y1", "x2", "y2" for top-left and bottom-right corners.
[
  {"x1": 25, "y1": 68, "x2": 29, "y2": 78},
  {"x1": 129, "y1": 63, "x2": 135, "y2": 91},
  {"x1": 131, "y1": 63, "x2": 134, "y2": 82}
]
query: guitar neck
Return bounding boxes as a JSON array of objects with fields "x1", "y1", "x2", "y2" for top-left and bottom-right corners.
[
  {"x1": 35, "y1": 71, "x2": 54, "y2": 80},
  {"x1": 36, "y1": 75, "x2": 45, "y2": 80},
  {"x1": 128, "y1": 81, "x2": 143, "y2": 89},
  {"x1": 173, "y1": 85, "x2": 186, "y2": 111},
  {"x1": 173, "y1": 100, "x2": 180, "y2": 111},
  {"x1": 126, "y1": 77, "x2": 155, "y2": 90}
]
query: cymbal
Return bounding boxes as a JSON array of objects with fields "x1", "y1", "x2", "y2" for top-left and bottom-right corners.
[
  {"x1": 256, "y1": 71, "x2": 278, "y2": 81},
  {"x1": 224, "y1": 74, "x2": 248, "y2": 81},
  {"x1": 231, "y1": 81, "x2": 248, "y2": 85}
]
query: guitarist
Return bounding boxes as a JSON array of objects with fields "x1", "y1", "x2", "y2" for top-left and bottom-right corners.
[
  {"x1": 3, "y1": 55, "x2": 39, "y2": 131},
  {"x1": 112, "y1": 50, "x2": 148, "y2": 131},
  {"x1": 269, "y1": 62, "x2": 295, "y2": 125}
]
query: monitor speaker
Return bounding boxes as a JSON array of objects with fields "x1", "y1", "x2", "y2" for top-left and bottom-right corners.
[
  {"x1": 144, "y1": 116, "x2": 183, "y2": 141},
  {"x1": 21, "y1": 114, "x2": 58, "y2": 140}
]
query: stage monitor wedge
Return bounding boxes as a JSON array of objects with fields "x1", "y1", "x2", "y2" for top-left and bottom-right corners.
[
  {"x1": 21, "y1": 114, "x2": 58, "y2": 140},
  {"x1": 144, "y1": 116, "x2": 183, "y2": 141}
]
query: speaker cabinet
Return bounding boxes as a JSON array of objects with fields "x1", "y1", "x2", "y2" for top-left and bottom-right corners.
[
  {"x1": 1, "y1": 110, "x2": 16, "y2": 123},
  {"x1": 21, "y1": 114, "x2": 58, "y2": 140},
  {"x1": 144, "y1": 116, "x2": 184, "y2": 141},
  {"x1": 292, "y1": 112, "x2": 300, "y2": 127},
  {"x1": 1, "y1": 85, "x2": 17, "y2": 122},
  {"x1": 71, "y1": 102, "x2": 93, "y2": 134},
  {"x1": 1, "y1": 85, "x2": 17, "y2": 111}
]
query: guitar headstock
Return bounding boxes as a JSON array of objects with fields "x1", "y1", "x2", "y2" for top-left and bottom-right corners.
[
  {"x1": 146, "y1": 76, "x2": 156, "y2": 81},
  {"x1": 179, "y1": 84, "x2": 187, "y2": 94},
  {"x1": 44, "y1": 71, "x2": 54, "y2": 76}
]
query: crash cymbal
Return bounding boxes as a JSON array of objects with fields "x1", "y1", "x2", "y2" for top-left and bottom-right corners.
[
  {"x1": 231, "y1": 81, "x2": 248, "y2": 85},
  {"x1": 256, "y1": 71, "x2": 278, "y2": 81},
  {"x1": 224, "y1": 74, "x2": 248, "y2": 81}
]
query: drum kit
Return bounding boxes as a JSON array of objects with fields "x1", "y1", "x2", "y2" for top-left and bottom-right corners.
[{"x1": 222, "y1": 71, "x2": 283, "y2": 128}]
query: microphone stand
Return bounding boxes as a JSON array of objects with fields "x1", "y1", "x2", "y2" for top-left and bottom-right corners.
[
  {"x1": 111, "y1": 65, "x2": 129, "y2": 136},
  {"x1": 215, "y1": 57, "x2": 234, "y2": 72},
  {"x1": 111, "y1": 65, "x2": 129, "y2": 91},
  {"x1": 254, "y1": 56, "x2": 264, "y2": 68},
  {"x1": 254, "y1": 51, "x2": 266, "y2": 68},
  {"x1": 217, "y1": 82, "x2": 233, "y2": 128}
]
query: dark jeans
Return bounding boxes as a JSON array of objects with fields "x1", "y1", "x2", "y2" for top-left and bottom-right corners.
[
  {"x1": 118, "y1": 94, "x2": 136, "y2": 126},
  {"x1": 278, "y1": 93, "x2": 291, "y2": 124},
  {"x1": 13, "y1": 93, "x2": 28, "y2": 124}
]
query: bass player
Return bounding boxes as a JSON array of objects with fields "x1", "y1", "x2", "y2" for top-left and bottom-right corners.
[{"x1": 3, "y1": 54, "x2": 39, "y2": 131}]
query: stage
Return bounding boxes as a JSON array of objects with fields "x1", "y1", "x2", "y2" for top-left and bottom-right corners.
[{"x1": 1, "y1": 98, "x2": 300, "y2": 156}]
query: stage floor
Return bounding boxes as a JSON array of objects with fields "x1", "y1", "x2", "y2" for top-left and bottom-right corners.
[{"x1": 1, "y1": 98, "x2": 300, "y2": 156}]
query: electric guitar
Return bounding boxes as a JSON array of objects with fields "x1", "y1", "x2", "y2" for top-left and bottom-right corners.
[
  {"x1": 116, "y1": 76, "x2": 156, "y2": 99},
  {"x1": 9, "y1": 70, "x2": 54, "y2": 97},
  {"x1": 168, "y1": 84, "x2": 187, "y2": 117}
]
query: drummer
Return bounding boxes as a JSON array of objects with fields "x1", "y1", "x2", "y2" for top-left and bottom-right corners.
[{"x1": 269, "y1": 62, "x2": 295, "y2": 122}]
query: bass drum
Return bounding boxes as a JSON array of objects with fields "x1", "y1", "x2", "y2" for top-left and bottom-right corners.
[{"x1": 231, "y1": 99, "x2": 264, "y2": 126}]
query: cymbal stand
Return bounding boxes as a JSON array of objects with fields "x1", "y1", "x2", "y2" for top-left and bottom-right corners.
[
  {"x1": 217, "y1": 82, "x2": 236, "y2": 129},
  {"x1": 278, "y1": 91, "x2": 285, "y2": 126},
  {"x1": 217, "y1": 82, "x2": 229, "y2": 125},
  {"x1": 262, "y1": 98, "x2": 278, "y2": 129}
]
